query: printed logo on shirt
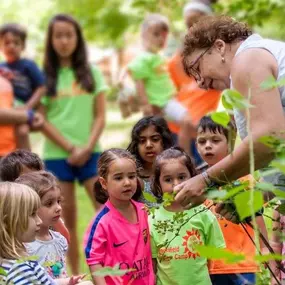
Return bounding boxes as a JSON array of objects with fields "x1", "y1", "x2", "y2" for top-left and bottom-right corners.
[
  {"x1": 119, "y1": 257, "x2": 150, "y2": 281},
  {"x1": 158, "y1": 228, "x2": 204, "y2": 262},
  {"x1": 155, "y1": 63, "x2": 168, "y2": 75},
  {"x1": 113, "y1": 241, "x2": 128, "y2": 248}
]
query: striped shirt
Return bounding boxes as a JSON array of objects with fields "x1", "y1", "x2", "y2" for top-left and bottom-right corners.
[{"x1": 0, "y1": 259, "x2": 54, "y2": 285}]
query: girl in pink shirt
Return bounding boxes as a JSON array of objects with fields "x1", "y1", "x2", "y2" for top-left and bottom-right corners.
[{"x1": 84, "y1": 148, "x2": 154, "y2": 285}]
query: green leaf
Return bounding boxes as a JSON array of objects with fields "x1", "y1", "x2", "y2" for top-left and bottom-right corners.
[
  {"x1": 195, "y1": 245, "x2": 245, "y2": 263},
  {"x1": 221, "y1": 89, "x2": 253, "y2": 110},
  {"x1": 261, "y1": 76, "x2": 285, "y2": 90},
  {"x1": 162, "y1": 192, "x2": 175, "y2": 207},
  {"x1": 258, "y1": 135, "x2": 281, "y2": 149},
  {"x1": 220, "y1": 184, "x2": 248, "y2": 201},
  {"x1": 221, "y1": 93, "x2": 233, "y2": 110},
  {"x1": 0, "y1": 267, "x2": 7, "y2": 276},
  {"x1": 211, "y1": 111, "x2": 231, "y2": 128},
  {"x1": 255, "y1": 254, "x2": 285, "y2": 262},
  {"x1": 260, "y1": 76, "x2": 278, "y2": 90},
  {"x1": 272, "y1": 189, "x2": 285, "y2": 200},
  {"x1": 276, "y1": 203, "x2": 285, "y2": 215},
  {"x1": 206, "y1": 190, "x2": 228, "y2": 200},
  {"x1": 92, "y1": 265, "x2": 132, "y2": 277},
  {"x1": 271, "y1": 160, "x2": 285, "y2": 174},
  {"x1": 142, "y1": 192, "x2": 157, "y2": 203},
  {"x1": 234, "y1": 191, "x2": 264, "y2": 220},
  {"x1": 255, "y1": 182, "x2": 274, "y2": 191}
]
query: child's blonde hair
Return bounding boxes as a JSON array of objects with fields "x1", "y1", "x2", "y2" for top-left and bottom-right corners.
[
  {"x1": 141, "y1": 13, "x2": 169, "y2": 35},
  {"x1": 15, "y1": 170, "x2": 60, "y2": 199},
  {"x1": 0, "y1": 182, "x2": 40, "y2": 260}
]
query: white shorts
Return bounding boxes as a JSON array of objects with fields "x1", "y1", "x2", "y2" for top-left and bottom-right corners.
[{"x1": 163, "y1": 99, "x2": 188, "y2": 123}]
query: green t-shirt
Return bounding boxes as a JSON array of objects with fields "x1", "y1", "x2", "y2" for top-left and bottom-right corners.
[
  {"x1": 128, "y1": 51, "x2": 176, "y2": 107},
  {"x1": 149, "y1": 205, "x2": 225, "y2": 285},
  {"x1": 42, "y1": 65, "x2": 108, "y2": 160}
]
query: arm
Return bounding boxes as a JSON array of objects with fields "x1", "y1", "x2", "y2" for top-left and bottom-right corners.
[
  {"x1": 174, "y1": 49, "x2": 285, "y2": 206},
  {"x1": 25, "y1": 86, "x2": 46, "y2": 110},
  {"x1": 89, "y1": 264, "x2": 107, "y2": 285},
  {"x1": 208, "y1": 49, "x2": 284, "y2": 183},
  {"x1": 0, "y1": 108, "x2": 28, "y2": 124},
  {"x1": 86, "y1": 92, "x2": 105, "y2": 151}
]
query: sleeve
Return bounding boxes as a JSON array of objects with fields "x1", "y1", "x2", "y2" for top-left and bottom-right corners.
[
  {"x1": 148, "y1": 215, "x2": 158, "y2": 258},
  {"x1": 7, "y1": 261, "x2": 54, "y2": 285},
  {"x1": 128, "y1": 54, "x2": 151, "y2": 80},
  {"x1": 91, "y1": 65, "x2": 109, "y2": 96},
  {"x1": 204, "y1": 213, "x2": 226, "y2": 249},
  {"x1": 26, "y1": 60, "x2": 45, "y2": 88},
  {"x1": 84, "y1": 220, "x2": 107, "y2": 266}
]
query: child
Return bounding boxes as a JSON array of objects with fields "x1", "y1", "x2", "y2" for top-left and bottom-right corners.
[
  {"x1": 84, "y1": 148, "x2": 155, "y2": 284},
  {"x1": 196, "y1": 116, "x2": 268, "y2": 285},
  {"x1": 0, "y1": 23, "x2": 46, "y2": 150},
  {"x1": 149, "y1": 147, "x2": 225, "y2": 285},
  {"x1": 126, "y1": 14, "x2": 194, "y2": 152},
  {"x1": 0, "y1": 182, "x2": 53, "y2": 284},
  {"x1": 41, "y1": 14, "x2": 107, "y2": 275},
  {"x1": 16, "y1": 171, "x2": 68, "y2": 279},
  {"x1": 127, "y1": 116, "x2": 174, "y2": 206},
  {"x1": 0, "y1": 149, "x2": 70, "y2": 243}
]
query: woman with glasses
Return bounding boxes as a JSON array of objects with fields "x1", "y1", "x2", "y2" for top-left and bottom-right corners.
[{"x1": 174, "y1": 15, "x2": 285, "y2": 211}]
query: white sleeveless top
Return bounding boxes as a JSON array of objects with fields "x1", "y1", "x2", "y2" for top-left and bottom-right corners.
[{"x1": 232, "y1": 34, "x2": 285, "y2": 188}]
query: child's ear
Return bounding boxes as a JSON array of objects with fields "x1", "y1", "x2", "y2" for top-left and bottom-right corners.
[{"x1": 99, "y1": 177, "x2": 107, "y2": 190}]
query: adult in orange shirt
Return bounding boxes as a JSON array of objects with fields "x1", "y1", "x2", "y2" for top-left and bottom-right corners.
[{"x1": 168, "y1": 1, "x2": 221, "y2": 165}]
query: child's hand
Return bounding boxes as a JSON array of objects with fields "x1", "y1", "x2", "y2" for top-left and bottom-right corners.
[
  {"x1": 67, "y1": 147, "x2": 92, "y2": 167},
  {"x1": 68, "y1": 274, "x2": 86, "y2": 284},
  {"x1": 0, "y1": 67, "x2": 14, "y2": 80},
  {"x1": 31, "y1": 112, "x2": 45, "y2": 129}
]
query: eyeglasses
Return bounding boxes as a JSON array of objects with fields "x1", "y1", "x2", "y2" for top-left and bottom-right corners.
[{"x1": 186, "y1": 46, "x2": 212, "y2": 82}]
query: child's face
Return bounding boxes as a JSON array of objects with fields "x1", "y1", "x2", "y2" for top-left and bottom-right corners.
[
  {"x1": 100, "y1": 158, "x2": 137, "y2": 202},
  {"x1": 144, "y1": 26, "x2": 168, "y2": 53},
  {"x1": 138, "y1": 125, "x2": 164, "y2": 165},
  {"x1": 20, "y1": 212, "x2": 42, "y2": 243},
  {"x1": 52, "y1": 20, "x2": 77, "y2": 60},
  {"x1": 37, "y1": 187, "x2": 62, "y2": 228},
  {"x1": 159, "y1": 159, "x2": 190, "y2": 194},
  {"x1": 0, "y1": 32, "x2": 24, "y2": 62},
  {"x1": 196, "y1": 127, "x2": 228, "y2": 166}
]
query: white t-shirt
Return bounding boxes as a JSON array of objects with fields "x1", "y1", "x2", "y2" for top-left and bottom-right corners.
[{"x1": 25, "y1": 230, "x2": 68, "y2": 279}]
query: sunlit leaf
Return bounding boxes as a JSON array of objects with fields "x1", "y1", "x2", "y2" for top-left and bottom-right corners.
[
  {"x1": 276, "y1": 203, "x2": 285, "y2": 215},
  {"x1": 260, "y1": 76, "x2": 278, "y2": 90},
  {"x1": 195, "y1": 245, "x2": 245, "y2": 263},
  {"x1": 206, "y1": 190, "x2": 228, "y2": 200},
  {"x1": 142, "y1": 192, "x2": 157, "y2": 203},
  {"x1": 255, "y1": 182, "x2": 274, "y2": 191},
  {"x1": 0, "y1": 267, "x2": 7, "y2": 276},
  {"x1": 220, "y1": 184, "x2": 248, "y2": 201},
  {"x1": 211, "y1": 112, "x2": 231, "y2": 127},
  {"x1": 163, "y1": 192, "x2": 175, "y2": 207},
  {"x1": 272, "y1": 189, "x2": 285, "y2": 200},
  {"x1": 92, "y1": 265, "x2": 132, "y2": 277},
  {"x1": 222, "y1": 89, "x2": 253, "y2": 110},
  {"x1": 271, "y1": 160, "x2": 285, "y2": 174},
  {"x1": 258, "y1": 135, "x2": 281, "y2": 149},
  {"x1": 234, "y1": 191, "x2": 264, "y2": 220},
  {"x1": 255, "y1": 253, "x2": 285, "y2": 262}
]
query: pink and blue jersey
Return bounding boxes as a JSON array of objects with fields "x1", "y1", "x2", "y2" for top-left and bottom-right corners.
[{"x1": 84, "y1": 200, "x2": 154, "y2": 285}]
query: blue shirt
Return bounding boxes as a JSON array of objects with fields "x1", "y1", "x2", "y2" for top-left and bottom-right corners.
[{"x1": 0, "y1": 58, "x2": 45, "y2": 103}]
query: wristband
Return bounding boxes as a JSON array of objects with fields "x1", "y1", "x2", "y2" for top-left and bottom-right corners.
[
  {"x1": 201, "y1": 171, "x2": 213, "y2": 187},
  {"x1": 27, "y1": 109, "x2": 35, "y2": 126}
]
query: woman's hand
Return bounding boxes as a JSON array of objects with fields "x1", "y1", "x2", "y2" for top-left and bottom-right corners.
[{"x1": 174, "y1": 174, "x2": 207, "y2": 208}]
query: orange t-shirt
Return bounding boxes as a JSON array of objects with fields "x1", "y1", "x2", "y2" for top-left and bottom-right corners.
[
  {"x1": 167, "y1": 52, "x2": 221, "y2": 133},
  {"x1": 206, "y1": 175, "x2": 259, "y2": 274},
  {"x1": 0, "y1": 76, "x2": 16, "y2": 156}
]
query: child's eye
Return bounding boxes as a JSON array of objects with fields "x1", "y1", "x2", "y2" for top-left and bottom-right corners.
[
  {"x1": 198, "y1": 140, "x2": 205, "y2": 144},
  {"x1": 178, "y1": 175, "x2": 186, "y2": 180},
  {"x1": 129, "y1": 175, "x2": 136, "y2": 180},
  {"x1": 114, "y1": 176, "x2": 122, "y2": 181},
  {"x1": 151, "y1": 136, "x2": 161, "y2": 143},
  {"x1": 139, "y1": 139, "x2": 146, "y2": 144},
  {"x1": 164, "y1": 178, "x2": 171, "y2": 183},
  {"x1": 213, "y1": 139, "x2": 221, "y2": 143}
]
